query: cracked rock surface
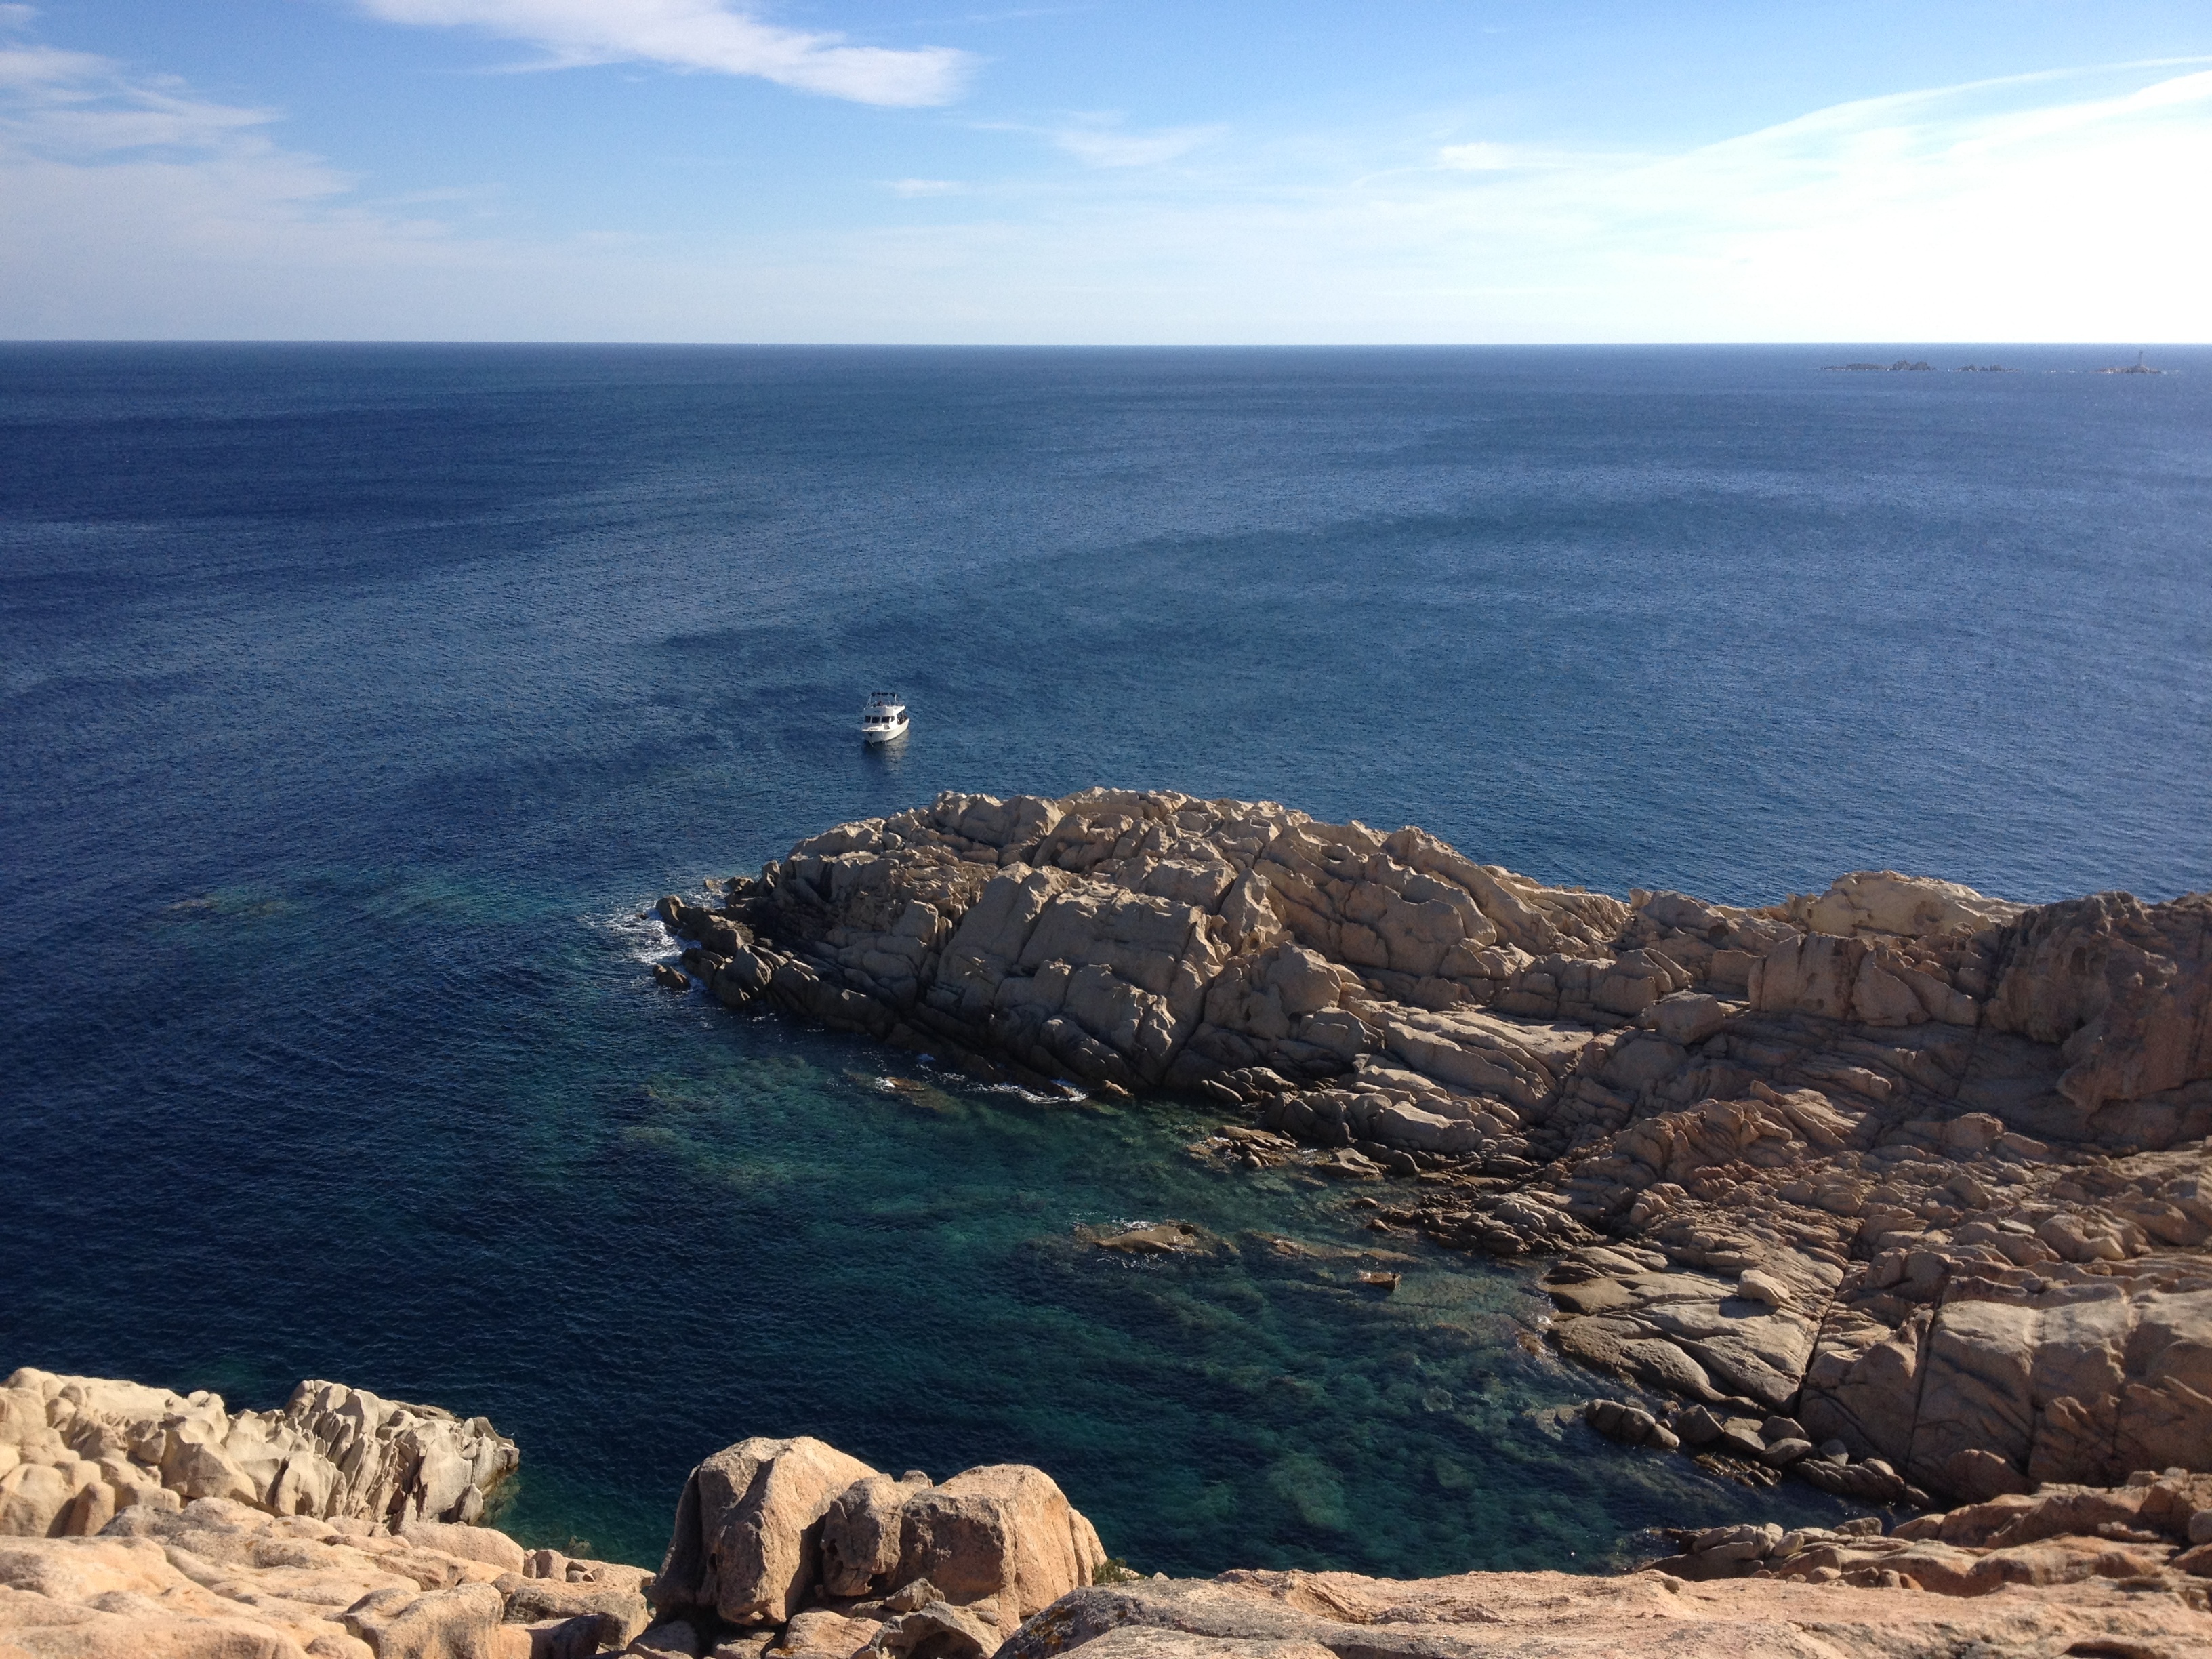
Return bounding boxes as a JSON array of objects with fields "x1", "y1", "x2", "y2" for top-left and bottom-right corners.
[{"x1": 663, "y1": 789, "x2": 2212, "y2": 1509}]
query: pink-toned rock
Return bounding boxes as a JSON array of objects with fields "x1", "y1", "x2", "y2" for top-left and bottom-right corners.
[
  {"x1": 0, "y1": 1370, "x2": 517, "y2": 1535},
  {"x1": 771, "y1": 1607, "x2": 879, "y2": 1659},
  {"x1": 998, "y1": 1562, "x2": 2212, "y2": 1659},
  {"x1": 654, "y1": 1437, "x2": 880, "y2": 1627},
  {"x1": 340, "y1": 1580, "x2": 502, "y2": 1658},
  {"x1": 821, "y1": 1475, "x2": 925, "y2": 1599},
  {"x1": 894, "y1": 1464, "x2": 1108, "y2": 1629},
  {"x1": 396, "y1": 1523, "x2": 526, "y2": 1577}
]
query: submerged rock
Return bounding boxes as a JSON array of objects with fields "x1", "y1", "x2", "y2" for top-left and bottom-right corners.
[{"x1": 1078, "y1": 1221, "x2": 1227, "y2": 1258}]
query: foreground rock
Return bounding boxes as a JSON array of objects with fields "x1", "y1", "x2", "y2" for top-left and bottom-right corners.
[
  {"x1": 1, "y1": 1370, "x2": 518, "y2": 1538},
  {"x1": 1004, "y1": 1561, "x2": 2209, "y2": 1659},
  {"x1": 7, "y1": 1390, "x2": 2212, "y2": 1656},
  {"x1": 652, "y1": 1434, "x2": 1109, "y2": 1641},
  {"x1": 0, "y1": 1408, "x2": 1109, "y2": 1659},
  {"x1": 657, "y1": 790, "x2": 2212, "y2": 1504},
  {"x1": 1643, "y1": 1468, "x2": 2212, "y2": 1594},
  {"x1": 0, "y1": 1492, "x2": 648, "y2": 1659}
]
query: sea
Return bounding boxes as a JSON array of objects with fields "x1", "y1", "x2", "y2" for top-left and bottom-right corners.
[{"x1": 3, "y1": 344, "x2": 2208, "y2": 1575}]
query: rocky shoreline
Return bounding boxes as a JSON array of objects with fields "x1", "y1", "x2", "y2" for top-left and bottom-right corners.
[
  {"x1": 7, "y1": 1369, "x2": 2212, "y2": 1656},
  {"x1": 653, "y1": 789, "x2": 2212, "y2": 1515}
]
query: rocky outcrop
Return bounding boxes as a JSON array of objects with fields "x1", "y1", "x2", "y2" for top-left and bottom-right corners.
[
  {"x1": 7, "y1": 1388, "x2": 2212, "y2": 1656},
  {"x1": 656, "y1": 790, "x2": 2212, "y2": 1506},
  {"x1": 0, "y1": 1492, "x2": 649, "y2": 1659},
  {"x1": 1003, "y1": 1554, "x2": 2211, "y2": 1659},
  {"x1": 657, "y1": 1437, "x2": 880, "y2": 1627},
  {"x1": 0, "y1": 1370, "x2": 519, "y2": 1538},
  {"x1": 1642, "y1": 1467, "x2": 2212, "y2": 1597},
  {"x1": 653, "y1": 1435, "x2": 1109, "y2": 1645}
]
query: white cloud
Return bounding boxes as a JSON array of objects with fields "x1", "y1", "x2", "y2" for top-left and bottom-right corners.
[
  {"x1": 1046, "y1": 120, "x2": 1214, "y2": 167},
  {"x1": 354, "y1": 1, "x2": 972, "y2": 106},
  {"x1": 830, "y1": 62, "x2": 2212, "y2": 342},
  {"x1": 0, "y1": 43, "x2": 110, "y2": 87},
  {"x1": 1435, "y1": 141, "x2": 1515, "y2": 172},
  {"x1": 1433, "y1": 141, "x2": 1616, "y2": 173},
  {"x1": 1, "y1": 29, "x2": 2207, "y2": 344},
  {"x1": 0, "y1": 39, "x2": 493, "y2": 337}
]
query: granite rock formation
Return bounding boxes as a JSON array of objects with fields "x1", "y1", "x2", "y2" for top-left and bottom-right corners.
[
  {"x1": 658, "y1": 790, "x2": 2212, "y2": 1507},
  {"x1": 8, "y1": 1382, "x2": 2212, "y2": 1656},
  {"x1": 0, "y1": 1370, "x2": 518, "y2": 1540},
  {"x1": 0, "y1": 1493, "x2": 653, "y2": 1659},
  {"x1": 1002, "y1": 1555, "x2": 2210, "y2": 1659},
  {"x1": 0, "y1": 1403, "x2": 1109, "y2": 1659},
  {"x1": 651, "y1": 1435, "x2": 1110, "y2": 1642}
]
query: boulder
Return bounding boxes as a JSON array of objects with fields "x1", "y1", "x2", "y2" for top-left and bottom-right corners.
[
  {"x1": 689, "y1": 793, "x2": 2212, "y2": 1510},
  {"x1": 630, "y1": 1616, "x2": 709, "y2": 1657},
  {"x1": 774, "y1": 1608, "x2": 879, "y2": 1659},
  {"x1": 995, "y1": 1559, "x2": 2212, "y2": 1658},
  {"x1": 342, "y1": 1581, "x2": 503, "y2": 1659},
  {"x1": 867, "y1": 1600, "x2": 1000, "y2": 1659},
  {"x1": 401, "y1": 1522, "x2": 527, "y2": 1576},
  {"x1": 495, "y1": 1572, "x2": 651, "y2": 1646},
  {"x1": 822, "y1": 1473, "x2": 928, "y2": 1598},
  {"x1": 892, "y1": 1465, "x2": 1106, "y2": 1627},
  {"x1": 654, "y1": 1437, "x2": 880, "y2": 1626}
]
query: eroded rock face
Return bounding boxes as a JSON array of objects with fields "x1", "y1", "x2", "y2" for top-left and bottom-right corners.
[
  {"x1": 0, "y1": 1370, "x2": 519, "y2": 1539},
  {"x1": 658, "y1": 791, "x2": 2212, "y2": 1506}
]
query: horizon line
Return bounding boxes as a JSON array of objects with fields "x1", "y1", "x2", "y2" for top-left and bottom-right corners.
[{"x1": 0, "y1": 338, "x2": 2203, "y2": 350}]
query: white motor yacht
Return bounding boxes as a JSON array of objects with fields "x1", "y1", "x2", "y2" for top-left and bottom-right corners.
[{"x1": 860, "y1": 691, "x2": 909, "y2": 744}]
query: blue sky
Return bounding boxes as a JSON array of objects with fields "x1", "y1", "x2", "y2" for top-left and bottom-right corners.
[{"x1": 2, "y1": 1, "x2": 2207, "y2": 341}]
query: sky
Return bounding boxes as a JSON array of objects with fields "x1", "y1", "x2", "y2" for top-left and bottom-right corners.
[{"x1": 1, "y1": 1, "x2": 2208, "y2": 342}]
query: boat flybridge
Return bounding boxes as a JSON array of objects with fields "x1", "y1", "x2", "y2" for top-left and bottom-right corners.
[{"x1": 861, "y1": 691, "x2": 909, "y2": 745}]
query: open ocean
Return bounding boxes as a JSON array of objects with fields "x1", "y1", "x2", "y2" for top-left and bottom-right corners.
[{"x1": 3, "y1": 344, "x2": 2208, "y2": 1573}]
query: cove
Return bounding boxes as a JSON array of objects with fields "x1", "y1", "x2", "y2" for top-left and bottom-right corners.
[{"x1": 6, "y1": 343, "x2": 2203, "y2": 1576}]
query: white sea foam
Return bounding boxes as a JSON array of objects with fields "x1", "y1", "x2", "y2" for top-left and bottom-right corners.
[{"x1": 586, "y1": 905, "x2": 678, "y2": 967}]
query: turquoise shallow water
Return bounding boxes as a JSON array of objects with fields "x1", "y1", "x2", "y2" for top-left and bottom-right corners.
[
  {"x1": 474, "y1": 931, "x2": 1866, "y2": 1571},
  {"x1": 5, "y1": 344, "x2": 2206, "y2": 1571}
]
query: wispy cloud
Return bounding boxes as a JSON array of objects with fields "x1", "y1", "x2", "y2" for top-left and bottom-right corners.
[
  {"x1": 353, "y1": 1, "x2": 972, "y2": 106},
  {"x1": 1435, "y1": 141, "x2": 1516, "y2": 172},
  {"x1": 1046, "y1": 118, "x2": 1216, "y2": 167},
  {"x1": 0, "y1": 34, "x2": 486, "y2": 337},
  {"x1": 1433, "y1": 141, "x2": 1618, "y2": 173},
  {"x1": 3, "y1": 28, "x2": 2209, "y2": 344}
]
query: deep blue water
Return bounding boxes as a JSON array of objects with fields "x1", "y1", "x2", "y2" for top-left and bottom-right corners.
[{"x1": 3, "y1": 344, "x2": 2208, "y2": 1574}]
